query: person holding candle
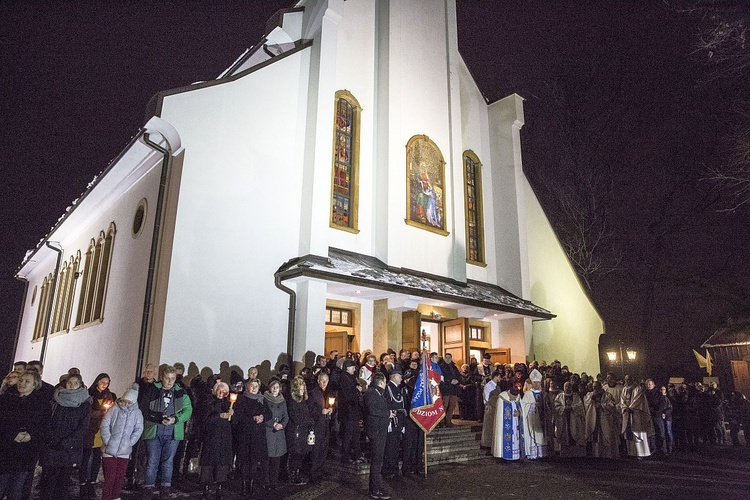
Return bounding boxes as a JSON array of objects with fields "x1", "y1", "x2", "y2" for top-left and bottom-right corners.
[
  {"x1": 0, "y1": 370, "x2": 49, "y2": 500},
  {"x1": 80, "y1": 373, "x2": 116, "y2": 498},
  {"x1": 234, "y1": 378, "x2": 271, "y2": 496},
  {"x1": 198, "y1": 382, "x2": 233, "y2": 499},
  {"x1": 263, "y1": 378, "x2": 288, "y2": 491},
  {"x1": 100, "y1": 385, "x2": 143, "y2": 500},
  {"x1": 307, "y1": 372, "x2": 334, "y2": 484}
]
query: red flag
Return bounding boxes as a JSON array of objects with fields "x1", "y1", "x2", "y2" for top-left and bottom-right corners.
[{"x1": 409, "y1": 351, "x2": 445, "y2": 433}]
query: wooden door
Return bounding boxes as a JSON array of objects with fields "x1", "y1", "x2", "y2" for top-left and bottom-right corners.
[
  {"x1": 402, "y1": 310, "x2": 421, "y2": 352},
  {"x1": 486, "y1": 348, "x2": 511, "y2": 366},
  {"x1": 441, "y1": 318, "x2": 468, "y2": 367},
  {"x1": 732, "y1": 360, "x2": 750, "y2": 397},
  {"x1": 325, "y1": 331, "x2": 349, "y2": 358}
]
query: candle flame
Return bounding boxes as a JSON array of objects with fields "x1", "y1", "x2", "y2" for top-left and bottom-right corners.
[{"x1": 229, "y1": 393, "x2": 238, "y2": 402}]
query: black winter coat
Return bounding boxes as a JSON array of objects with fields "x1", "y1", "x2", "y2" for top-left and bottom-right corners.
[
  {"x1": 199, "y1": 396, "x2": 233, "y2": 467},
  {"x1": 84, "y1": 386, "x2": 116, "y2": 447},
  {"x1": 285, "y1": 398, "x2": 313, "y2": 456},
  {"x1": 233, "y1": 393, "x2": 271, "y2": 466},
  {"x1": 0, "y1": 390, "x2": 50, "y2": 472},
  {"x1": 308, "y1": 386, "x2": 334, "y2": 437},
  {"x1": 337, "y1": 372, "x2": 362, "y2": 419},
  {"x1": 364, "y1": 386, "x2": 389, "y2": 435},
  {"x1": 43, "y1": 397, "x2": 91, "y2": 467}
]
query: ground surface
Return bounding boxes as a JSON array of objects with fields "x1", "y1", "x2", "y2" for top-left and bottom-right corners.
[{"x1": 43, "y1": 443, "x2": 749, "y2": 500}]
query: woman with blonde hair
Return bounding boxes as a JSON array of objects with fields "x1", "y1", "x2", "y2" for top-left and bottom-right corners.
[
  {"x1": 285, "y1": 376, "x2": 313, "y2": 486},
  {"x1": 0, "y1": 371, "x2": 21, "y2": 396}
]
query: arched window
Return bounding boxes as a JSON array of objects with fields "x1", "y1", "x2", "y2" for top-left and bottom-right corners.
[
  {"x1": 50, "y1": 261, "x2": 69, "y2": 333},
  {"x1": 330, "y1": 90, "x2": 361, "y2": 233},
  {"x1": 33, "y1": 273, "x2": 53, "y2": 341},
  {"x1": 75, "y1": 221, "x2": 116, "y2": 327},
  {"x1": 93, "y1": 223, "x2": 116, "y2": 321},
  {"x1": 463, "y1": 150, "x2": 485, "y2": 266}
]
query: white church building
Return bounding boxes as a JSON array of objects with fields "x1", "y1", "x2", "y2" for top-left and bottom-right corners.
[{"x1": 14, "y1": 0, "x2": 603, "y2": 392}]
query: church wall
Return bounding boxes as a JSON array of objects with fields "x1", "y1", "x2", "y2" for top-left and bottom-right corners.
[
  {"x1": 519, "y1": 177, "x2": 604, "y2": 375},
  {"x1": 157, "y1": 49, "x2": 312, "y2": 373},
  {"x1": 487, "y1": 96, "x2": 525, "y2": 298},
  {"x1": 457, "y1": 56, "x2": 499, "y2": 285},
  {"x1": 15, "y1": 156, "x2": 163, "y2": 396},
  {"x1": 328, "y1": 0, "x2": 377, "y2": 255},
  {"x1": 379, "y1": 0, "x2": 457, "y2": 278}
]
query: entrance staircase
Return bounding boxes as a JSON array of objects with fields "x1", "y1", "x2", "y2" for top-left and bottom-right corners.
[{"x1": 327, "y1": 421, "x2": 488, "y2": 476}]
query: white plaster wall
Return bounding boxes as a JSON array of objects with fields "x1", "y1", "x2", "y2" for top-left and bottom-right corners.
[
  {"x1": 15, "y1": 154, "x2": 163, "y2": 396},
  {"x1": 158, "y1": 50, "x2": 311, "y2": 372},
  {"x1": 520, "y1": 178, "x2": 604, "y2": 375},
  {"x1": 487, "y1": 96, "x2": 524, "y2": 297},
  {"x1": 381, "y1": 0, "x2": 456, "y2": 276},
  {"x1": 458, "y1": 57, "x2": 498, "y2": 285},
  {"x1": 328, "y1": 0, "x2": 377, "y2": 255}
]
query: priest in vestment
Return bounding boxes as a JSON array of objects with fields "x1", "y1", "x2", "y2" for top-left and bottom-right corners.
[
  {"x1": 554, "y1": 381, "x2": 587, "y2": 457},
  {"x1": 584, "y1": 381, "x2": 619, "y2": 459},
  {"x1": 521, "y1": 369, "x2": 550, "y2": 459},
  {"x1": 619, "y1": 375, "x2": 653, "y2": 457},
  {"x1": 492, "y1": 383, "x2": 523, "y2": 460},
  {"x1": 480, "y1": 370, "x2": 503, "y2": 448}
]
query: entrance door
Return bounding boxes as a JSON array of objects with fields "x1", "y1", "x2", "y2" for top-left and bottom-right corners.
[
  {"x1": 441, "y1": 318, "x2": 468, "y2": 367},
  {"x1": 732, "y1": 360, "x2": 750, "y2": 397},
  {"x1": 402, "y1": 310, "x2": 421, "y2": 352},
  {"x1": 486, "y1": 348, "x2": 512, "y2": 366},
  {"x1": 325, "y1": 331, "x2": 349, "y2": 358}
]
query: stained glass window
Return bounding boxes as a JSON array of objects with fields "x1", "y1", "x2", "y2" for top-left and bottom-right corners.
[
  {"x1": 331, "y1": 91, "x2": 360, "y2": 231},
  {"x1": 464, "y1": 151, "x2": 485, "y2": 265}
]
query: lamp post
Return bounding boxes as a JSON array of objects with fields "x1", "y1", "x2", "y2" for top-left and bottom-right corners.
[{"x1": 605, "y1": 341, "x2": 637, "y2": 380}]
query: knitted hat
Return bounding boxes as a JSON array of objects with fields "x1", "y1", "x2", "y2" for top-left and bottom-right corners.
[{"x1": 122, "y1": 383, "x2": 139, "y2": 403}]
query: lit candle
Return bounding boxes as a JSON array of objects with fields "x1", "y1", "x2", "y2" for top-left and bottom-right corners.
[
  {"x1": 327, "y1": 396, "x2": 335, "y2": 408},
  {"x1": 228, "y1": 393, "x2": 238, "y2": 421},
  {"x1": 103, "y1": 401, "x2": 112, "y2": 410}
]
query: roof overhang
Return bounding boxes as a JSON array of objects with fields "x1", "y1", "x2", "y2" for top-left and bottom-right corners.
[{"x1": 276, "y1": 248, "x2": 555, "y2": 321}]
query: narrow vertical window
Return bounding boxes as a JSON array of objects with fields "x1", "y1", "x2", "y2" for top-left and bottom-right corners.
[
  {"x1": 93, "y1": 223, "x2": 116, "y2": 321},
  {"x1": 50, "y1": 261, "x2": 69, "y2": 333},
  {"x1": 76, "y1": 240, "x2": 96, "y2": 326},
  {"x1": 33, "y1": 274, "x2": 52, "y2": 340},
  {"x1": 463, "y1": 150, "x2": 485, "y2": 266},
  {"x1": 330, "y1": 90, "x2": 361, "y2": 233}
]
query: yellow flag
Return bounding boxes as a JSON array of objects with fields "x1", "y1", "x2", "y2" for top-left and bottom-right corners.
[
  {"x1": 705, "y1": 350, "x2": 713, "y2": 376},
  {"x1": 693, "y1": 349, "x2": 707, "y2": 369}
]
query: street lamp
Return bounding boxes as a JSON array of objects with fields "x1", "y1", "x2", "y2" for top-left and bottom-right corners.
[
  {"x1": 605, "y1": 341, "x2": 636, "y2": 379},
  {"x1": 606, "y1": 351, "x2": 617, "y2": 362}
]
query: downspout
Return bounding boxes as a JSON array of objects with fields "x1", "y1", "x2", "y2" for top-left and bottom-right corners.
[
  {"x1": 39, "y1": 241, "x2": 63, "y2": 365},
  {"x1": 274, "y1": 272, "x2": 296, "y2": 369},
  {"x1": 135, "y1": 132, "x2": 173, "y2": 380},
  {"x1": 11, "y1": 276, "x2": 29, "y2": 371}
]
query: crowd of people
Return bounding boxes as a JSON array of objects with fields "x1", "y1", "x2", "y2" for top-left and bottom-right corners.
[{"x1": 0, "y1": 350, "x2": 748, "y2": 500}]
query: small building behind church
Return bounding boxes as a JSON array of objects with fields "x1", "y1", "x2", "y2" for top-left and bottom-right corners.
[{"x1": 13, "y1": 0, "x2": 603, "y2": 392}]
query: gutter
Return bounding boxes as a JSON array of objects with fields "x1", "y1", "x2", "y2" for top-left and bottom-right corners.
[
  {"x1": 273, "y1": 272, "x2": 296, "y2": 370},
  {"x1": 39, "y1": 241, "x2": 63, "y2": 364},
  {"x1": 135, "y1": 132, "x2": 173, "y2": 381},
  {"x1": 11, "y1": 276, "x2": 29, "y2": 371}
]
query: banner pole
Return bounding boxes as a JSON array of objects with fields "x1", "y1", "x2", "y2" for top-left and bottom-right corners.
[{"x1": 424, "y1": 430, "x2": 428, "y2": 477}]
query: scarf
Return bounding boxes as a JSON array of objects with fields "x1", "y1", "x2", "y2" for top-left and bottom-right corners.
[
  {"x1": 244, "y1": 391, "x2": 265, "y2": 403},
  {"x1": 54, "y1": 385, "x2": 91, "y2": 407},
  {"x1": 263, "y1": 390, "x2": 285, "y2": 405}
]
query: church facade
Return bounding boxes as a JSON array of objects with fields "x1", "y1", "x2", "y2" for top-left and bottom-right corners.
[{"x1": 14, "y1": 0, "x2": 603, "y2": 391}]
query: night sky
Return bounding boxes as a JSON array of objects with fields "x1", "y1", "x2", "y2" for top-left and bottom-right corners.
[{"x1": 2, "y1": 1, "x2": 748, "y2": 378}]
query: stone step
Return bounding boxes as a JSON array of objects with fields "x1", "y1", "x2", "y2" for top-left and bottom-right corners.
[{"x1": 427, "y1": 442, "x2": 484, "y2": 454}]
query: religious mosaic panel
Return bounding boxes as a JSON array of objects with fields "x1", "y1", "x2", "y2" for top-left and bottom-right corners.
[
  {"x1": 330, "y1": 91, "x2": 360, "y2": 232},
  {"x1": 406, "y1": 135, "x2": 448, "y2": 235}
]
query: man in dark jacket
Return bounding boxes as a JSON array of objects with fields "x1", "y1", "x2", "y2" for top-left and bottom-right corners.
[
  {"x1": 438, "y1": 353, "x2": 461, "y2": 427},
  {"x1": 383, "y1": 369, "x2": 407, "y2": 478},
  {"x1": 308, "y1": 373, "x2": 334, "y2": 483},
  {"x1": 364, "y1": 373, "x2": 391, "y2": 500},
  {"x1": 338, "y1": 359, "x2": 363, "y2": 464}
]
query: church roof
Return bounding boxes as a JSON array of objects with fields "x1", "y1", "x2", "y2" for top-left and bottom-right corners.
[
  {"x1": 702, "y1": 319, "x2": 750, "y2": 348},
  {"x1": 276, "y1": 248, "x2": 555, "y2": 320}
]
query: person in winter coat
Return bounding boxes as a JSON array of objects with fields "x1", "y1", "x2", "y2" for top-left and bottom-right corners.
[
  {"x1": 233, "y1": 378, "x2": 272, "y2": 496},
  {"x1": 80, "y1": 373, "x2": 117, "y2": 497},
  {"x1": 307, "y1": 372, "x2": 334, "y2": 484},
  {"x1": 285, "y1": 376, "x2": 313, "y2": 486},
  {"x1": 0, "y1": 370, "x2": 50, "y2": 500},
  {"x1": 263, "y1": 378, "x2": 288, "y2": 490},
  {"x1": 99, "y1": 385, "x2": 143, "y2": 500},
  {"x1": 40, "y1": 373, "x2": 92, "y2": 500},
  {"x1": 338, "y1": 359, "x2": 364, "y2": 464},
  {"x1": 199, "y1": 382, "x2": 234, "y2": 499},
  {"x1": 138, "y1": 365, "x2": 193, "y2": 495},
  {"x1": 0, "y1": 370, "x2": 21, "y2": 396}
]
